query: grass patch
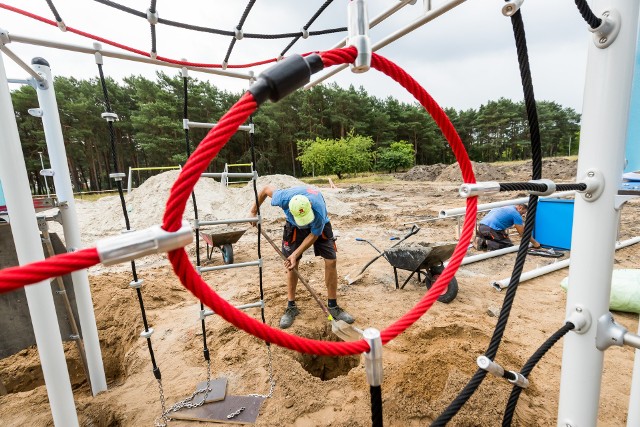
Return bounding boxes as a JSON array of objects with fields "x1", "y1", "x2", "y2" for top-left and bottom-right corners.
[
  {"x1": 74, "y1": 190, "x2": 119, "y2": 201},
  {"x1": 300, "y1": 172, "x2": 397, "y2": 186}
]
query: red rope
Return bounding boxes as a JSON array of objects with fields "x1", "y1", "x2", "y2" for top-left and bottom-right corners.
[
  {"x1": 0, "y1": 3, "x2": 307, "y2": 69},
  {"x1": 0, "y1": 248, "x2": 99, "y2": 293},
  {"x1": 161, "y1": 46, "x2": 478, "y2": 356}
]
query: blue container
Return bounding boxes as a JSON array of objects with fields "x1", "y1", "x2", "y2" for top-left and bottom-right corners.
[{"x1": 534, "y1": 198, "x2": 575, "y2": 250}]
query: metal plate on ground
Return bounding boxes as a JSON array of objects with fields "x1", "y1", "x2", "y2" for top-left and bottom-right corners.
[
  {"x1": 170, "y1": 395, "x2": 265, "y2": 424},
  {"x1": 191, "y1": 377, "x2": 228, "y2": 405}
]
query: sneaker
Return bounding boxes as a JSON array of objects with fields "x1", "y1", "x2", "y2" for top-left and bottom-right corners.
[
  {"x1": 476, "y1": 237, "x2": 487, "y2": 251},
  {"x1": 328, "y1": 305, "x2": 355, "y2": 324},
  {"x1": 279, "y1": 306, "x2": 300, "y2": 329}
]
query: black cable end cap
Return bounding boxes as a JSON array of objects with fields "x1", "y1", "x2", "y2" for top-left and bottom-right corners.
[
  {"x1": 153, "y1": 366, "x2": 162, "y2": 380},
  {"x1": 31, "y1": 57, "x2": 50, "y2": 67},
  {"x1": 248, "y1": 54, "x2": 325, "y2": 106}
]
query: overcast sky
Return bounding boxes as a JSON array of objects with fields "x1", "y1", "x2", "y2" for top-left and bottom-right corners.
[{"x1": 0, "y1": 0, "x2": 591, "y2": 112}]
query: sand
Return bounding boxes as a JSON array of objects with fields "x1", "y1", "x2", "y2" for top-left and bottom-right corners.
[{"x1": 1, "y1": 158, "x2": 639, "y2": 426}]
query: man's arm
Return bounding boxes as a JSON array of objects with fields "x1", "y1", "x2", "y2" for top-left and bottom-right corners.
[
  {"x1": 284, "y1": 233, "x2": 319, "y2": 270},
  {"x1": 249, "y1": 185, "x2": 275, "y2": 226},
  {"x1": 514, "y1": 224, "x2": 540, "y2": 248}
]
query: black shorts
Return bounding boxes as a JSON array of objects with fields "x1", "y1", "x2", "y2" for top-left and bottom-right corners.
[
  {"x1": 477, "y1": 224, "x2": 513, "y2": 251},
  {"x1": 282, "y1": 221, "x2": 337, "y2": 260}
]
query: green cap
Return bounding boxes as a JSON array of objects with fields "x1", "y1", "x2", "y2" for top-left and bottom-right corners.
[{"x1": 289, "y1": 194, "x2": 314, "y2": 227}]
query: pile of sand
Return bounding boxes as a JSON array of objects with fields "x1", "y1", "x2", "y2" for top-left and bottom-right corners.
[
  {"x1": 73, "y1": 171, "x2": 352, "y2": 245},
  {"x1": 400, "y1": 157, "x2": 578, "y2": 183}
]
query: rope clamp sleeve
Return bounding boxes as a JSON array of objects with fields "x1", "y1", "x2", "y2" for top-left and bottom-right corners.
[
  {"x1": 347, "y1": 0, "x2": 371, "y2": 73},
  {"x1": 528, "y1": 179, "x2": 556, "y2": 196},
  {"x1": 477, "y1": 355, "x2": 529, "y2": 388},
  {"x1": 502, "y1": 0, "x2": 524, "y2": 17},
  {"x1": 97, "y1": 220, "x2": 193, "y2": 266},
  {"x1": 459, "y1": 182, "x2": 500, "y2": 198},
  {"x1": 56, "y1": 20, "x2": 67, "y2": 32},
  {"x1": 146, "y1": 8, "x2": 159, "y2": 25},
  {"x1": 363, "y1": 328, "x2": 383, "y2": 387},
  {"x1": 93, "y1": 43, "x2": 103, "y2": 65},
  {"x1": 247, "y1": 54, "x2": 324, "y2": 105}
]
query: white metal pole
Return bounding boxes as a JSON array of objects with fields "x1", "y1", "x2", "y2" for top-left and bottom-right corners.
[
  {"x1": 127, "y1": 166, "x2": 132, "y2": 194},
  {"x1": 558, "y1": 2, "x2": 640, "y2": 425},
  {"x1": 32, "y1": 58, "x2": 107, "y2": 395},
  {"x1": 444, "y1": 244, "x2": 520, "y2": 267},
  {"x1": 492, "y1": 237, "x2": 640, "y2": 290},
  {"x1": 0, "y1": 52, "x2": 78, "y2": 427},
  {"x1": 439, "y1": 191, "x2": 575, "y2": 218},
  {"x1": 629, "y1": 317, "x2": 640, "y2": 426}
]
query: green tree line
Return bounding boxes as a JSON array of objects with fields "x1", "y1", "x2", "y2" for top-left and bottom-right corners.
[{"x1": 10, "y1": 72, "x2": 580, "y2": 193}]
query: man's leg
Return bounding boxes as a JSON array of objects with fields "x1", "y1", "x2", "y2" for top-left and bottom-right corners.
[
  {"x1": 286, "y1": 268, "x2": 298, "y2": 302},
  {"x1": 324, "y1": 258, "x2": 337, "y2": 300},
  {"x1": 280, "y1": 223, "x2": 303, "y2": 329}
]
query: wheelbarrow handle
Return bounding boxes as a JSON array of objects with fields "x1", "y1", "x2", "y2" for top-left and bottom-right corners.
[
  {"x1": 355, "y1": 237, "x2": 383, "y2": 254},
  {"x1": 389, "y1": 224, "x2": 420, "y2": 249}
]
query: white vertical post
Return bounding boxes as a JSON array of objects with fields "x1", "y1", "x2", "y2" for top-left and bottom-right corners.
[
  {"x1": 31, "y1": 58, "x2": 107, "y2": 395},
  {"x1": 557, "y1": 2, "x2": 640, "y2": 426},
  {"x1": 629, "y1": 318, "x2": 640, "y2": 426},
  {"x1": 0, "y1": 53, "x2": 78, "y2": 426},
  {"x1": 127, "y1": 166, "x2": 132, "y2": 194}
]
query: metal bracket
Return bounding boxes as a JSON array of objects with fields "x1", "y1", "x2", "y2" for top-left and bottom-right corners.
[
  {"x1": 565, "y1": 305, "x2": 591, "y2": 335},
  {"x1": 40, "y1": 169, "x2": 55, "y2": 177},
  {"x1": 347, "y1": 0, "x2": 371, "y2": 73},
  {"x1": 596, "y1": 312, "x2": 626, "y2": 350},
  {"x1": 579, "y1": 169, "x2": 604, "y2": 202},
  {"x1": 363, "y1": 328, "x2": 383, "y2": 386},
  {"x1": 0, "y1": 28, "x2": 10, "y2": 45},
  {"x1": 615, "y1": 194, "x2": 637, "y2": 210},
  {"x1": 28, "y1": 108, "x2": 43, "y2": 117},
  {"x1": 590, "y1": 10, "x2": 621, "y2": 49}
]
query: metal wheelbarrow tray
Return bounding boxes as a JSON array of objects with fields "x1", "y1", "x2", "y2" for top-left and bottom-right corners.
[
  {"x1": 383, "y1": 242, "x2": 459, "y2": 303},
  {"x1": 199, "y1": 228, "x2": 247, "y2": 264}
]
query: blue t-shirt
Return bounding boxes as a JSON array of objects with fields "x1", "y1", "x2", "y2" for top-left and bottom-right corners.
[
  {"x1": 480, "y1": 206, "x2": 523, "y2": 231},
  {"x1": 271, "y1": 186, "x2": 329, "y2": 236}
]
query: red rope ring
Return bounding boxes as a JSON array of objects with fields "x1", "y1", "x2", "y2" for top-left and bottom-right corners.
[{"x1": 162, "y1": 46, "x2": 478, "y2": 356}]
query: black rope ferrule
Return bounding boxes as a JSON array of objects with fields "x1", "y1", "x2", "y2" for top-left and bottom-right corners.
[
  {"x1": 248, "y1": 54, "x2": 324, "y2": 105},
  {"x1": 153, "y1": 366, "x2": 161, "y2": 380}
]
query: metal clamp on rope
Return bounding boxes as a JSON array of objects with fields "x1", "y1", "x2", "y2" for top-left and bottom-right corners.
[
  {"x1": 147, "y1": 8, "x2": 159, "y2": 25},
  {"x1": 101, "y1": 112, "x2": 118, "y2": 122},
  {"x1": 502, "y1": 0, "x2": 524, "y2": 17},
  {"x1": 129, "y1": 279, "x2": 144, "y2": 289},
  {"x1": 477, "y1": 355, "x2": 529, "y2": 388},
  {"x1": 56, "y1": 20, "x2": 67, "y2": 32},
  {"x1": 248, "y1": 54, "x2": 324, "y2": 105},
  {"x1": 97, "y1": 221, "x2": 193, "y2": 266},
  {"x1": 459, "y1": 182, "x2": 500, "y2": 198},
  {"x1": 363, "y1": 328, "x2": 383, "y2": 387},
  {"x1": 301, "y1": 27, "x2": 309, "y2": 39},
  {"x1": 200, "y1": 309, "x2": 214, "y2": 320},
  {"x1": 596, "y1": 313, "x2": 640, "y2": 351},
  {"x1": 528, "y1": 179, "x2": 555, "y2": 196},
  {"x1": 234, "y1": 28, "x2": 244, "y2": 40},
  {"x1": 140, "y1": 328, "x2": 154, "y2": 339},
  {"x1": 93, "y1": 42, "x2": 103, "y2": 65},
  {"x1": 347, "y1": 0, "x2": 371, "y2": 73}
]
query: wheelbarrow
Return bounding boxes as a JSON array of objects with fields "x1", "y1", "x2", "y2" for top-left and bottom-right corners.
[
  {"x1": 199, "y1": 228, "x2": 246, "y2": 264},
  {"x1": 371, "y1": 241, "x2": 459, "y2": 303}
]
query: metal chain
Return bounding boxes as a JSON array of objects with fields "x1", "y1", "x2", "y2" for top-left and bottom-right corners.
[
  {"x1": 154, "y1": 359, "x2": 213, "y2": 426},
  {"x1": 248, "y1": 345, "x2": 276, "y2": 399}
]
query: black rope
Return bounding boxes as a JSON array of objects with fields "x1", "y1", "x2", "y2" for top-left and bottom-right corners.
[
  {"x1": 432, "y1": 9, "x2": 542, "y2": 425},
  {"x1": 502, "y1": 322, "x2": 575, "y2": 426},
  {"x1": 149, "y1": 0, "x2": 158, "y2": 57},
  {"x1": 498, "y1": 182, "x2": 587, "y2": 192},
  {"x1": 223, "y1": 0, "x2": 256, "y2": 64},
  {"x1": 45, "y1": 0, "x2": 63, "y2": 24},
  {"x1": 249, "y1": 116, "x2": 267, "y2": 325},
  {"x1": 96, "y1": 62, "x2": 160, "y2": 376},
  {"x1": 280, "y1": 0, "x2": 335, "y2": 57},
  {"x1": 93, "y1": 0, "x2": 345, "y2": 39},
  {"x1": 574, "y1": 0, "x2": 602, "y2": 29},
  {"x1": 370, "y1": 385, "x2": 383, "y2": 427}
]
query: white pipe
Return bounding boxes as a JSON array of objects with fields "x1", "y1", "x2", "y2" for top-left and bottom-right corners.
[
  {"x1": 3, "y1": 32, "x2": 252, "y2": 80},
  {"x1": 444, "y1": 244, "x2": 521, "y2": 268},
  {"x1": 629, "y1": 317, "x2": 640, "y2": 426},
  {"x1": 305, "y1": 0, "x2": 467, "y2": 89},
  {"x1": 493, "y1": 237, "x2": 640, "y2": 290},
  {"x1": 33, "y1": 58, "x2": 107, "y2": 395},
  {"x1": 558, "y1": 2, "x2": 639, "y2": 425},
  {"x1": 127, "y1": 166, "x2": 132, "y2": 194},
  {"x1": 0, "y1": 52, "x2": 78, "y2": 427},
  {"x1": 439, "y1": 191, "x2": 575, "y2": 218}
]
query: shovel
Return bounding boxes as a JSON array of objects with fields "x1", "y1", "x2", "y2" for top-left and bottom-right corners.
[
  {"x1": 259, "y1": 229, "x2": 362, "y2": 342},
  {"x1": 345, "y1": 224, "x2": 421, "y2": 285}
]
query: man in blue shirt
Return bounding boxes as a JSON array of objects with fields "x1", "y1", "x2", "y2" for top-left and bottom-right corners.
[
  {"x1": 251, "y1": 185, "x2": 355, "y2": 329},
  {"x1": 476, "y1": 204, "x2": 540, "y2": 251}
]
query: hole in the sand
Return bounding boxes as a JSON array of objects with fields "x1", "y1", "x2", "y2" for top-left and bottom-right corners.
[{"x1": 296, "y1": 353, "x2": 360, "y2": 381}]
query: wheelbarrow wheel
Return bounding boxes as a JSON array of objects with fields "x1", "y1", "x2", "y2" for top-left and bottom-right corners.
[
  {"x1": 424, "y1": 266, "x2": 458, "y2": 303},
  {"x1": 221, "y1": 244, "x2": 234, "y2": 264}
]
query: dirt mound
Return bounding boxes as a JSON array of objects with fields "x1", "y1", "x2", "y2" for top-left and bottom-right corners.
[
  {"x1": 436, "y1": 161, "x2": 508, "y2": 182},
  {"x1": 399, "y1": 164, "x2": 447, "y2": 181}
]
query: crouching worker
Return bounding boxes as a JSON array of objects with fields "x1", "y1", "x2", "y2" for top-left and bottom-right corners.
[
  {"x1": 476, "y1": 204, "x2": 541, "y2": 251},
  {"x1": 250, "y1": 185, "x2": 355, "y2": 329}
]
